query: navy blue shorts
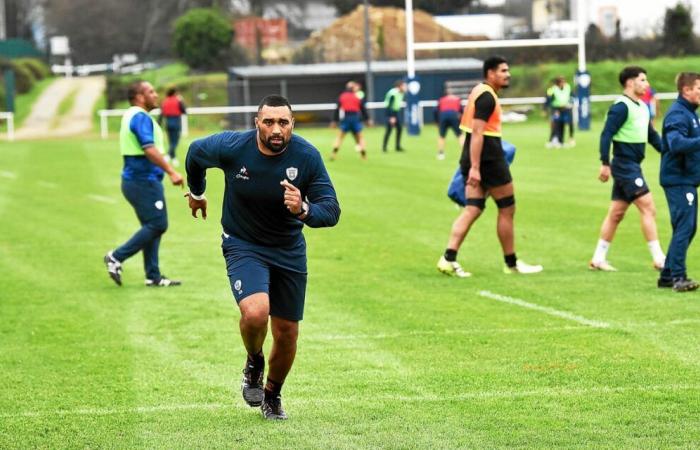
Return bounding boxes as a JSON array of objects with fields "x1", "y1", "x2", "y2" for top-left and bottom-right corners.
[
  {"x1": 340, "y1": 114, "x2": 363, "y2": 134},
  {"x1": 438, "y1": 112, "x2": 461, "y2": 138},
  {"x1": 222, "y1": 235, "x2": 307, "y2": 321},
  {"x1": 611, "y1": 175, "x2": 650, "y2": 203}
]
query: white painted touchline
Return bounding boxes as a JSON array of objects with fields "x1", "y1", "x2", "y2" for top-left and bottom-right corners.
[
  {"x1": 87, "y1": 194, "x2": 117, "y2": 204},
  {"x1": 478, "y1": 290, "x2": 611, "y2": 329},
  {"x1": 309, "y1": 325, "x2": 591, "y2": 341},
  {"x1": 0, "y1": 170, "x2": 17, "y2": 179},
  {"x1": 3, "y1": 384, "x2": 697, "y2": 419}
]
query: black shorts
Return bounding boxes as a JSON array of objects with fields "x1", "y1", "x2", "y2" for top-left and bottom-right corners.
[
  {"x1": 438, "y1": 113, "x2": 461, "y2": 138},
  {"x1": 611, "y1": 175, "x2": 650, "y2": 203},
  {"x1": 460, "y1": 156, "x2": 512, "y2": 189},
  {"x1": 222, "y1": 235, "x2": 307, "y2": 321}
]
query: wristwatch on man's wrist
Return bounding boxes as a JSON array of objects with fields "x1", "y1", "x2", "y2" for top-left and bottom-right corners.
[{"x1": 295, "y1": 202, "x2": 309, "y2": 217}]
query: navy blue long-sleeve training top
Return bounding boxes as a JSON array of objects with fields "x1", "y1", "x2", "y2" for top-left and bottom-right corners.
[
  {"x1": 186, "y1": 129, "x2": 341, "y2": 250},
  {"x1": 599, "y1": 99, "x2": 663, "y2": 176},
  {"x1": 661, "y1": 96, "x2": 700, "y2": 187}
]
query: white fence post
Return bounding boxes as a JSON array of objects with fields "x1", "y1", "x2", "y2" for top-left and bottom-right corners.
[
  {"x1": 0, "y1": 112, "x2": 15, "y2": 141},
  {"x1": 181, "y1": 115, "x2": 189, "y2": 138},
  {"x1": 100, "y1": 111, "x2": 108, "y2": 139}
]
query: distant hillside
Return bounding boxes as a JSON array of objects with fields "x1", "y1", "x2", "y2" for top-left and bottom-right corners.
[{"x1": 294, "y1": 6, "x2": 475, "y2": 63}]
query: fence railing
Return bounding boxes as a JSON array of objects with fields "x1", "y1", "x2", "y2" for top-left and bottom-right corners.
[
  {"x1": 0, "y1": 112, "x2": 15, "y2": 141},
  {"x1": 97, "y1": 92, "x2": 680, "y2": 139}
]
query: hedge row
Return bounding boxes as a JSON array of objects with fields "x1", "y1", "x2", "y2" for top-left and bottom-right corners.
[{"x1": 0, "y1": 58, "x2": 51, "y2": 95}]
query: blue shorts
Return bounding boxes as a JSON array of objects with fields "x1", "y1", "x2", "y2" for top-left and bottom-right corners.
[
  {"x1": 438, "y1": 112, "x2": 461, "y2": 138},
  {"x1": 611, "y1": 175, "x2": 650, "y2": 203},
  {"x1": 222, "y1": 234, "x2": 307, "y2": 321},
  {"x1": 340, "y1": 114, "x2": 363, "y2": 134}
]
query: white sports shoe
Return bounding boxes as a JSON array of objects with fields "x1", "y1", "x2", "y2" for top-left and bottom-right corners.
[
  {"x1": 437, "y1": 256, "x2": 471, "y2": 278},
  {"x1": 589, "y1": 260, "x2": 617, "y2": 272},
  {"x1": 653, "y1": 259, "x2": 665, "y2": 271},
  {"x1": 504, "y1": 260, "x2": 544, "y2": 274}
]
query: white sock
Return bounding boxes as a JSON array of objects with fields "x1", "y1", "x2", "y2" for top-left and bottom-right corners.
[
  {"x1": 648, "y1": 240, "x2": 665, "y2": 263},
  {"x1": 592, "y1": 239, "x2": 610, "y2": 263}
]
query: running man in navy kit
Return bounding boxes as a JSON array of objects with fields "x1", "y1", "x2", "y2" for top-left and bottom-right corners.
[
  {"x1": 658, "y1": 72, "x2": 700, "y2": 292},
  {"x1": 185, "y1": 95, "x2": 341, "y2": 420}
]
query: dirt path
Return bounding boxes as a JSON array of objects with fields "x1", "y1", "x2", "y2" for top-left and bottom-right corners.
[{"x1": 14, "y1": 76, "x2": 105, "y2": 140}]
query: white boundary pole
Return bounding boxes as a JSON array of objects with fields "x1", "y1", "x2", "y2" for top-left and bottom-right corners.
[
  {"x1": 405, "y1": 0, "x2": 415, "y2": 78},
  {"x1": 577, "y1": 0, "x2": 587, "y2": 72},
  {"x1": 0, "y1": 111, "x2": 14, "y2": 141}
]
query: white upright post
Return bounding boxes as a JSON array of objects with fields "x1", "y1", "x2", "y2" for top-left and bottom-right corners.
[
  {"x1": 100, "y1": 112, "x2": 108, "y2": 139},
  {"x1": 577, "y1": 0, "x2": 587, "y2": 72},
  {"x1": 7, "y1": 113, "x2": 14, "y2": 141},
  {"x1": 405, "y1": 0, "x2": 415, "y2": 78},
  {"x1": 181, "y1": 115, "x2": 189, "y2": 138}
]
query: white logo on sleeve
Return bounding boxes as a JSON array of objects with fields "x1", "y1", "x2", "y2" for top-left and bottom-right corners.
[
  {"x1": 634, "y1": 177, "x2": 644, "y2": 187},
  {"x1": 234, "y1": 279, "x2": 242, "y2": 293},
  {"x1": 687, "y1": 192, "x2": 695, "y2": 206},
  {"x1": 155, "y1": 200, "x2": 164, "y2": 210},
  {"x1": 286, "y1": 167, "x2": 298, "y2": 181}
]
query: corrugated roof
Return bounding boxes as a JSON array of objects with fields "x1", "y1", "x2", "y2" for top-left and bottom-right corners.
[{"x1": 229, "y1": 58, "x2": 482, "y2": 79}]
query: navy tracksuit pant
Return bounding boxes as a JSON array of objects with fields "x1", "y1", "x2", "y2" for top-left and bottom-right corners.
[
  {"x1": 113, "y1": 179, "x2": 168, "y2": 280},
  {"x1": 661, "y1": 185, "x2": 698, "y2": 279}
]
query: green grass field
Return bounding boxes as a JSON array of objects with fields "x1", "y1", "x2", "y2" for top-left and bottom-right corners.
[{"x1": 1, "y1": 121, "x2": 700, "y2": 448}]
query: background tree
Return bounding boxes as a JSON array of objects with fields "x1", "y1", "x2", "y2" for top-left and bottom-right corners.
[
  {"x1": 43, "y1": 0, "x2": 227, "y2": 63},
  {"x1": 662, "y1": 3, "x2": 696, "y2": 56},
  {"x1": 173, "y1": 8, "x2": 233, "y2": 69}
]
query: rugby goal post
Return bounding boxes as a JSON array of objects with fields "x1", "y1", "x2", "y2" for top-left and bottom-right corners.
[{"x1": 403, "y1": 0, "x2": 590, "y2": 134}]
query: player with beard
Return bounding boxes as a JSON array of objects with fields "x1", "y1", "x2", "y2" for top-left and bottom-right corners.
[
  {"x1": 437, "y1": 56, "x2": 543, "y2": 277},
  {"x1": 184, "y1": 95, "x2": 341, "y2": 420}
]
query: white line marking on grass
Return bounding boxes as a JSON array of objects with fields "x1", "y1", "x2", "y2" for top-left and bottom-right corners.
[
  {"x1": 87, "y1": 194, "x2": 117, "y2": 204},
  {"x1": 478, "y1": 290, "x2": 611, "y2": 329},
  {"x1": 3, "y1": 384, "x2": 698, "y2": 419},
  {"x1": 0, "y1": 170, "x2": 17, "y2": 179},
  {"x1": 310, "y1": 325, "x2": 591, "y2": 341}
]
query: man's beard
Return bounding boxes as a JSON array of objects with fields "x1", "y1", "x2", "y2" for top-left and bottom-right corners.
[{"x1": 262, "y1": 134, "x2": 287, "y2": 153}]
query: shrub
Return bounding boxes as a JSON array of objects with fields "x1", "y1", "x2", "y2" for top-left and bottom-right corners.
[
  {"x1": 15, "y1": 58, "x2": 51, "y2": 80},
  {"x1": 173, "y1": 8, "x2": 233, "y2": 70},
  {"x1": 9, "y1": 62, "x2": 35, "y2": 94}
]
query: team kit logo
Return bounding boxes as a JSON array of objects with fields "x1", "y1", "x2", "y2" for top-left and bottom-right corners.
[
  {"x1": 235, "y1": 166, "x2": 250, "y2": 180},
  {"x1": 286, "y1": 167, "x2": 298, "y2": 181}
]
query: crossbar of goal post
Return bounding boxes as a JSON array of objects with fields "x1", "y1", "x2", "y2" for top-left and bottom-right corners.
[
  {"x1": 0, "y1": 111, "x2": 15, "y2": 141},
  {"x1": 404, "y1": 0, "x2": 589, "y2": 132}
]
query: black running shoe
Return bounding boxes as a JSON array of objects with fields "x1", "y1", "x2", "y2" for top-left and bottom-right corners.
[
  {"x1": 241, "y1": 356, "x2": 264, "y2": 407},
  {"x1": 261, "y1": 392, "x2": 288, "y2": 420},
  {"x1": 673, "y1": 277, "x2": 700, "y2": 292},
  {"x1": 657, "y1": 277, "x2": 673, "y2": 288},
  {"x1": 145, "y1": 277, "x2": 181, "y2": 287},
  {"x1": 104, "y1": 252, "x2": 122, "y2": 286}
]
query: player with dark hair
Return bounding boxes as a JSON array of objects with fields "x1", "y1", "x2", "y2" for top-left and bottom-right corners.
[
  {"x1": 160, "y1": 87, "x2": 187, "y2": 166},
  {"x1": 589, "y1": 66, "x2": 665, "y2": 272},
  {"x1": 382, "y1": 80, "x2": 407, "y2": 152},
  {"x1": 330, "y1": 81, "x2": 369, "y2": 160},
  {"x1": 437, "y1": 56, "x2": 542, "y2": 277},
  {"x1": 435, "y1": 88, "x2": 464, "y2": 160},
  {"x1": 104, "y1": 80, "x2": 183, "y2": 287},
  {"x1": 185, "y1": 94, "x2": 341, "y2": 419},
  {"x1": 657, "y1": 72, "x2": 700, "y2": 291}
]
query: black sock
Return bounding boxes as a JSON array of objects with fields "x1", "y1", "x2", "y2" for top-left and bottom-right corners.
[
  {"x1": 265, "y1": 378, "x2": 283, "y2": 396},
  {"x1": 504, "y1": 253, "x2": 517, "y2": 268},
  {"x1": 444, "y1": 249, "x2": 458, "y2": 262},
  {"x1": 247, "y1": 351, "x2": 264, "y2": 367}
]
